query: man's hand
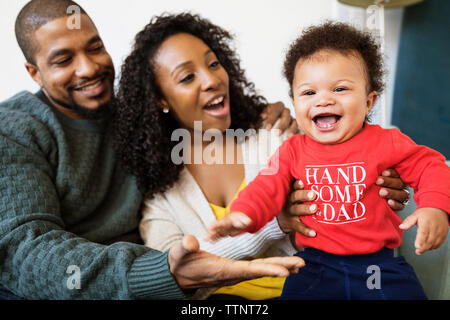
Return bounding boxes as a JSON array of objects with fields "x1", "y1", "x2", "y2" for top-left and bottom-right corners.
[
  {"x1": 168, "y1": 235, "x2": 305, "y2": 290},
  {"x1": 399, "y1": 207, "x2": 449, "y2": 255},
  {"x1": 261, "y1": 101, "x2": 299, "y2": 137}
]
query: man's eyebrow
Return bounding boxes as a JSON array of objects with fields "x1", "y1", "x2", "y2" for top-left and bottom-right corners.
[
  {"x1": 47, "y1": 35, "x2": 103, "y2": 62},
  {"x1": 47, "y1": 48, "x2": 72, "y2": 62},
  {"x1": 86, "y1": 35, "x2": 102, "y2": 46}
]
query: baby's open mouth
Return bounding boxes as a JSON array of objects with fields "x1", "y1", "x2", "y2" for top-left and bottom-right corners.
[{"x1": 313, "y1": 114, "x2": 342, "y2": 129}]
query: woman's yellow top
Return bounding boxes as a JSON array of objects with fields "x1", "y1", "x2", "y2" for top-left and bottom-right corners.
[{"x1": 208, "y1": 178, "x2": 285, "y2": 300}]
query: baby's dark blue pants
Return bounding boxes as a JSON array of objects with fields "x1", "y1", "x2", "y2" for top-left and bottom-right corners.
[{"x1": 279, "y1": 247, "x2": 427, "y2": 300}]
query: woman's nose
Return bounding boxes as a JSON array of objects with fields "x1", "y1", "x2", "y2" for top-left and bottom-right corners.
[{"x1": 200, "y1": 69, "x2": 220, "y2": 91}]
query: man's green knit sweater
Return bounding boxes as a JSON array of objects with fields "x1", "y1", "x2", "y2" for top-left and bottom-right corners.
[{"x1": 0, "y1": 91, "x2": 185, "y2": 299}]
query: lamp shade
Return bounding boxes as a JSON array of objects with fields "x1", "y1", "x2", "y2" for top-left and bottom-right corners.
[{"x1": 338, "y1": 0, "x2": 422, "y2": 8}]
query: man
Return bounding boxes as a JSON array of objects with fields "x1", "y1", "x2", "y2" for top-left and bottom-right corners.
[{"x1": 0, "y1": 0, "x2": 407, "y2": 299}]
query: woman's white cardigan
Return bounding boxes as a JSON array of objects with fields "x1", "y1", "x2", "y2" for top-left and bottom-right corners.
[{"x1": 140, "y1": 128, "x2": 298, "y2": 298}]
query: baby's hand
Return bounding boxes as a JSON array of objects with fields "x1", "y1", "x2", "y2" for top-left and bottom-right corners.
[
  {"x1": 205, "y1": 212, "x2": 252, "y2": 242},
  {"x1": 399, "y1": 207, "x2": 449, "y2": 255}
]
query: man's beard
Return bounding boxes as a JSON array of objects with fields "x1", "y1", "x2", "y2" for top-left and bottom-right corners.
[
  {"x1": 49, "y1": 92, "x2": 112, "y2": 120},
  {"x1": 48, "y1": 71, "x2": 115, "y2": 120}
]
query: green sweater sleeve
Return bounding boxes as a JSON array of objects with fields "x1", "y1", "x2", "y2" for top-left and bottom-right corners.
[{"x1": 0, "y1": 93, "x2": 185, "y2": 299}]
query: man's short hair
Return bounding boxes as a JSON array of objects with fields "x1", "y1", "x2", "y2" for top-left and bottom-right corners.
[{"x1": 15, "y1": 0, "x2": 87, "y2": 64}]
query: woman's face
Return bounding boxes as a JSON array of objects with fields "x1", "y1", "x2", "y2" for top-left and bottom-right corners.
[{"x1": 154, "y1": 33, "x2": 231, "y2": 133}]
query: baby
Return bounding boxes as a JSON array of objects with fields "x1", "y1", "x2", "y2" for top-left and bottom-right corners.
[{"x1": 206, "y1": 22, "x2": 450, "y2": 300}]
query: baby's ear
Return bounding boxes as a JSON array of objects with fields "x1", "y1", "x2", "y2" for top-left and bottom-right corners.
[{"x1": 366, "y1": 91, "x2": 378, "y2": 113}]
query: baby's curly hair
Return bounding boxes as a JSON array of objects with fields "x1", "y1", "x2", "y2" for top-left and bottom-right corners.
[
  {"x1": 113, "y1": 12, "x2": 266, "y2": 199},
  {"x1": 283, "y1": 21, "x2": 385, "y2": 98}
]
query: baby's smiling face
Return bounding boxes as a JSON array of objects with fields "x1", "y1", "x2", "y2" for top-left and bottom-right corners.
[{"x1": 292, "y1": 49, "x2": 378, "y2": 145}]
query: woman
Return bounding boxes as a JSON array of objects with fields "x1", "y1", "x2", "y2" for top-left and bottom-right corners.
[{"x1": 113, "y1": 13, "x2": 409, "y2": 300}]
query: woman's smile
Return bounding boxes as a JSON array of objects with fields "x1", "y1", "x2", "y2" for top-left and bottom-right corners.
[{"x1": 203, "y1": 94, "x2": 229, "y2": 117}]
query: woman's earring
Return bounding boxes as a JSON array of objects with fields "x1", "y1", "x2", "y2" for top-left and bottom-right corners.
[{"x1": 162, "y1": 107, "x2": 169, "y2": 114}]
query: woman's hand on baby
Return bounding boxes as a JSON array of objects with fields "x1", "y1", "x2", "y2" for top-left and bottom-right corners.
[
  {"x1": 399, "y1": 207, "x2": 449, "y2": 255},
  {"x1": 281, "y1": 180, "x2": 318, "y2": 237},
  {"x1": 261, "y1": 101, "x2": 299, "y2": 138},
  {"x1": 375, "y1": 168, "x2": 410, "y2": 211},
  {"x1": 205, "y1": 212, "x2": 252, "y2": 242}
]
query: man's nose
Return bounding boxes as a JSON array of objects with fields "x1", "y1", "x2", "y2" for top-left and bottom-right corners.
[{"x1": 75, "y1": 54, "x2": 100, "y2": 79}]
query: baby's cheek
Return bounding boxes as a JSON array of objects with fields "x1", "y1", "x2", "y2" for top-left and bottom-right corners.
[{"x1": 294, "y1": 111, "x2": 309, "y2": 131}]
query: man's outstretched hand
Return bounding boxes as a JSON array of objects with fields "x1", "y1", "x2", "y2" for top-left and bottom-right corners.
[{"x1": 168, "y1": 235, "x2": 305, "y2": 290}]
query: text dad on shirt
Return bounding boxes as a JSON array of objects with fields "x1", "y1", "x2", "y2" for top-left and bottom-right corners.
[{"x1": 304, "y1": 162, "x2": 368, "y2": 225}]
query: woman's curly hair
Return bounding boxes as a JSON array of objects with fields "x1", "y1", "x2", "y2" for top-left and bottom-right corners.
[
  {"x1": 283, "y1": 21, "x2": 385, "y2": 98},
  {"x1": 113, "y1": 12, "x2": 267, "y2": 199}
]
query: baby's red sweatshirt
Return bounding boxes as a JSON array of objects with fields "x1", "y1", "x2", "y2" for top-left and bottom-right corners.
[{"x1": 230, "y1": 124, "x2": 450, "y2": 255}]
